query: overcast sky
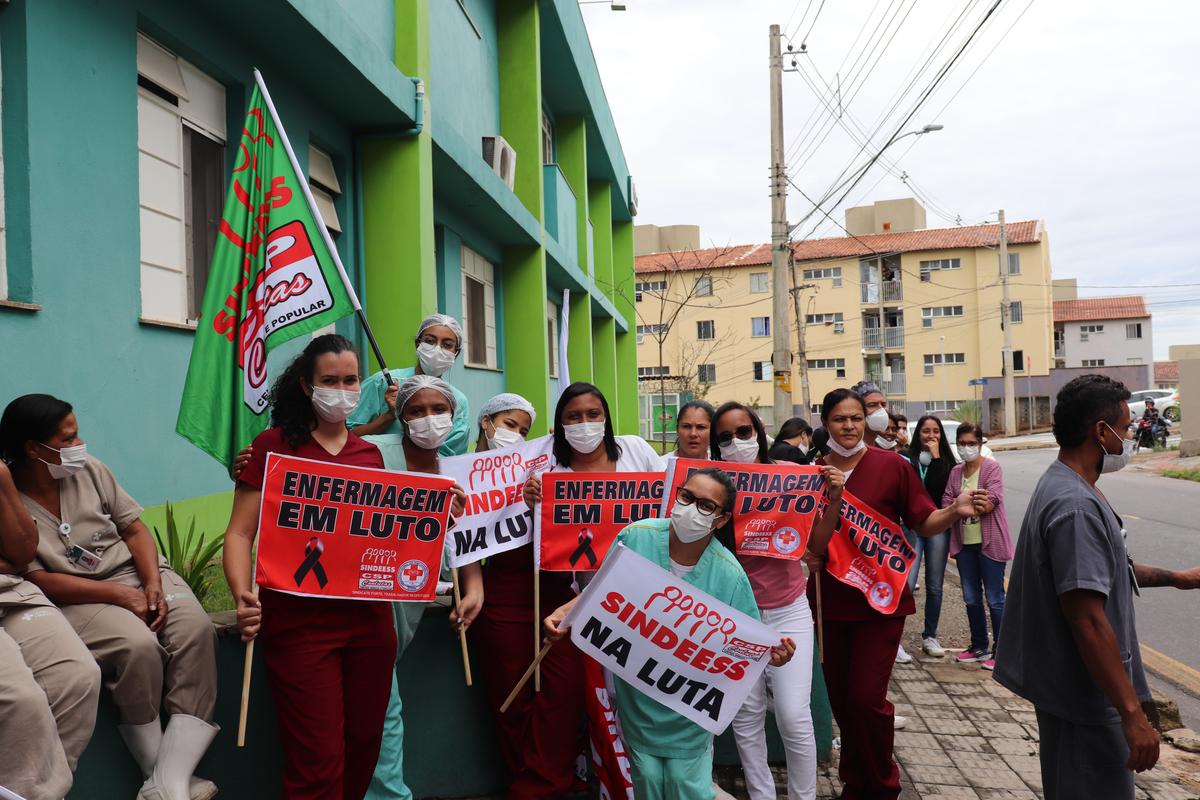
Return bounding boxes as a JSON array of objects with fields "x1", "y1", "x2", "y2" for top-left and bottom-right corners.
[{"x1": 581, "y1": 0, "x2": 1199, "y2": 360}]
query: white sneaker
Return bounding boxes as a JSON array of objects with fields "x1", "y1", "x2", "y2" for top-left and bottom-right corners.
[
  {"x1": 922, "y1": 637, "x2": 945, "y2": 657},
  {"x1": 895, "y1": 644, "x2": 913, "y2": 664},
  {"x1": 894, "y1": 715, "x2": 908, "y2": 730}
]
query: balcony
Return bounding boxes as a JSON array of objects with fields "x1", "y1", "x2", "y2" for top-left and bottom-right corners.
[
  {"x1": 860, "y1": 280, "x2": 903, "y2": 304},
  {"x1": 542, "y1": 164, "x2": 578, "y2": 264},
  {"x1": 862, "y1": 327, "x2": 905, "y2": 350},
  {"x1": 882, "y1": 373, "x2": 906, "y2": 396}
]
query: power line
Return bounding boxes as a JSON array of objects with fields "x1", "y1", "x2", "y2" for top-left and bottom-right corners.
[{"x1": 798, "y1": 0, "x2": 828, "y2": 48}]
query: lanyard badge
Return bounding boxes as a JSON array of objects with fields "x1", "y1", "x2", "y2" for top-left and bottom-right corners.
[{"x1": 58, "y1": 522, "x2": 102, "y2": 573}]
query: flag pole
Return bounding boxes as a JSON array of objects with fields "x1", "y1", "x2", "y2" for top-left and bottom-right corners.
[
  {"x1": 450, "y1": 567, "x2": 473, "y2": 686},
  {"x1": 253, "y1": 69, "x2": 393, "y2": 386}
]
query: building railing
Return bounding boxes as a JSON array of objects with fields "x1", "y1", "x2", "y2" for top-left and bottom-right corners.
[
  {"x1": 862, "y1": 327, "x2": 905, "y2": 350},
  {"x1": 860, "y1": 280, "x2": 903, "y2": 304},
  {"x1": 882, "y1": 373, "x2": 906, "y2": 396}
]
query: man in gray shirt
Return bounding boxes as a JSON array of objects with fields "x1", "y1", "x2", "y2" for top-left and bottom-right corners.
[{"x1": 994, "y1": 374, "x2": 1200, "y2": 800}]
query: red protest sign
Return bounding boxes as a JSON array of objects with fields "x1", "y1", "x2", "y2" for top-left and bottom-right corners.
[
  {"x1": 663, "y1": 459, "x2": 825, "y2": 560},
  {"x1": 535, "y1": 472, "x2": 663, "y2": 571},
  {"x1": 255, "y1": 453, "x2": 454, "y2": 602},
  {"x1": 825, "y1": 489, "x2": 916, "y2": 614}
]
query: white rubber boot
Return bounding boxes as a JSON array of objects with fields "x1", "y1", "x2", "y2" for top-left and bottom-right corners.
[
  {"x1": 120, "y1": 720, "x2": 217, "y2": 800},
  {"x1": 138, "y1": 715, "x2": 219, "y2": 800}
]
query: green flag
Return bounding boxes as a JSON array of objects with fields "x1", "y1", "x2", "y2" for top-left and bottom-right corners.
[{"x1": 176, "y1": 75, "x2": 356, "y2": 467}]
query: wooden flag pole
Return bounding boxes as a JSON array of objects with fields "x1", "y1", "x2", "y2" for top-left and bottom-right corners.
[
  {"x1": 236, "y1": 639, "x2": 254, "y2": 747},
  {"x1": 533, "y1": 569, "x2": 542, "y2": 692},
  {"x1": 450, "y1": 567, "x2": 473, "y2": 686},
  {"x1": 501, "y1": 639, "x2": 555, "y2": 714}
]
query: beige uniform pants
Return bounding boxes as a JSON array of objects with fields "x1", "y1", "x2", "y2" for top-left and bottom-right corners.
[
  {"x1": 0, "y1": 580, "x2": 101, "y2": 800},
  {"x1": 61, "y1": 567, "x2": 217, "y2": 726}
]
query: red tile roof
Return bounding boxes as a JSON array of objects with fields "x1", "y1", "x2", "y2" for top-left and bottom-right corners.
[
  {"x1": 1053, "y1": 296, "x2": 1149, "y2": 323},
  {"x1": 634, "y1": 220, "x2": 1042, "y2": 273},
  {"x1": 1155, "y1": 361, "x2": 1179, "y2": 383}
]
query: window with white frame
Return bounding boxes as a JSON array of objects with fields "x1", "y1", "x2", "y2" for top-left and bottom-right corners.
[
  {"x1": 1012, "y1": 349, "x2": 1025, "y2": 372},
  {"x1": 541, "y1": 111, "x2": 554, "y2": 165},
  {"x1": 308, "y1": 145, "x2": 342, "y2": 235},
  {"x1": 638, "y1": 366, "x2": 670, "y2": 379},
  {"x1": 1126, "y1": 322, "x2": 1143, "y2": 339},
  {"x1": 1009, "y1": 301, "x2": 1023, "y2": 324},
  {"x1": 751, "y1": 316, "x2": 770, "y2": 337},
  {"x1": 805, "y1": 312, "x2": 844, "y2": 325},
  {"x1": 136, "y1": 34, "x2": 227, "y2": 325},
  {"x1": 547, "y1": 300, "x2": 558, "y2": 378},
  {"x1": 923, "y1": 352, "x2": 965, "y2": 374},
  {"x1": 696, "y1": 320, "x2": 715, "y2": 340},
  {"x1": 1080, "y1": 324, "x2": 1104, "y2": 333},
  {"x1": 919, "y1": 258, "x2": 960, "y2": 281},
  {"x1": 698, "y1": 363, "x2": 716, "y2": 384},
  {"x1": 1082, "y1": 358, "x2": 1106, "y2": 368},
  {"x1": 807, "y1": 357, "x2": 845, "y2": 378},
  {"x1": 636, "y1": 323, "x2": 667, "y2": 344},
  {"x1": 921, "y1": 306, "x2": 964, "y2": 327},
  {"x1": 753, "y1": 361, "x2": 773, "y2": 381},
  {"x1": 803, "y1": 266, "x2": 842, "y2": 287},
  {"x1": 461, "y1": 245, "x2": 497, "y2": 368},
  {"x1": 635, "y1": 280, "x2": 666, "y2": 302},
  {"x1": 1005, "y1": 252, "x2": 1020, "y2": 275},
  {"x1": 694, "y1": 276, "x2": 713, "y2": 297},
  {"x1": 924, "y1": 400, "x2": 961, "y2": 413},
  {"x1": 749, "y1": 272, "x2": 769, "y2": 293}
]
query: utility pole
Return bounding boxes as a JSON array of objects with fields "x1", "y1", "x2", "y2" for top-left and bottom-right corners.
[
  {"x1": 769, "y1": 24, "x2": 793, "y2": 427},
  {"x1": 788, "y1": 251, "x2": 818, "y2": 418},
  {"x1": 940, "y1": 335, "x2": 948, "y2": 412},
  {"x1": 999, "y1": 209, "x2": 1017, "y2": 436}
]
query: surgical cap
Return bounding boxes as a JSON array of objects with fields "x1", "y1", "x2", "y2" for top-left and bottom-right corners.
[
  {"x1": 477, "y1": 393, "x2": 537, "y2": 426},
  {"x1": 395, "y1": 374, "x2": 458, "y2": 417},
  {"x1": 851, "y1": 380, "x2": 883, "y2": 398},
  {"x1": 416, "y1": 314, "x2": 464, "y2": 348}
]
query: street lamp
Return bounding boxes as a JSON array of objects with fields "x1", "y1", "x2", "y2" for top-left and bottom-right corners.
[{"x1": 579, "y1": 1, "x2": 627, "y2": 8}]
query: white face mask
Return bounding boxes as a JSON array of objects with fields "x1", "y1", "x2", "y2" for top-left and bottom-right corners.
[
  {"x1": 486, "y1": 420, "x2": 525, "y2": 450},
  {"x1": 719, "y1": 435, "x2": 760, "y2": 464},
  {"x1": 957, "y1": 445, "x2": 981, "y2": 462},
  {"x1": 406, "y1": 413, "x2": 454, "y2": 450},
  {"x1": 828, "y1": 438, "x2": 866, "y2": 458},
  {"x1": 795, "y1": 442, "x2": 809, "y2": 456},
  {"x1": 39, "y1": 442, "x2": 88, "y2": 479},
  {"x1": 1100, "y1": 423, "x2": 1133, "y2": 474},
  {"x1": 311, "y1": 387, "x2": 360, "y2": 424},
  {"x1": 416, "y1": 343, "x2": 457, "y2": 378},
  {"x1": 919, "y1": 450, "x2": 933, "y2": 467},
  {"x1": 671, "y1": 501, "x2": 718, "y2": 544},
  {"x1": 564, "y1": 421, "x2": 606, "y2": 454},
  {"x1": 866, "y1": 408, "x2": 890, "y2": 432},
  {"x1": 875, "y1": 435, "x2": 897, "y2": 450}
]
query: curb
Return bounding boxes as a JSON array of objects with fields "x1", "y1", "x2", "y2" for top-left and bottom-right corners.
[{"x1": 987, "y1": 442, "x2": 1057, "y2": 452}]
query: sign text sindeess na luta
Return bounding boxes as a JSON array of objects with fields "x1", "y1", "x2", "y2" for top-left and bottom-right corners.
[
  {"x1": 255, "y1": 454, "x2": 453, "y2": 602},
  {"x1": 824, "y1": 490, "x2": 916, "y2": 614},
  {"x1": 662, "y1": 459, "x2": 825, "y2": 560},
  {"x1": 535, "y1": 472, "x2": 664, "y2": 571}
]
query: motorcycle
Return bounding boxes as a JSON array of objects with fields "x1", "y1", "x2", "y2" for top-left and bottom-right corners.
[{"x1": 1133, "y1": 416, "x2": 1167, "y2": 453}]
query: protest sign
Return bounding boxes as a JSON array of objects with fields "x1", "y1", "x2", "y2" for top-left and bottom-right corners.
[
  {"x1": 662, "y1": 459, "x2": 825, "y2": 560},
  {"x1": 824, "y1": 490, "x2": 916, "y2": 614},
  {"x1": 535, "y1": 472, "x2": 664, "y2": 571},
  {"x1": 440, "y1": 435, "x2": 554, "y2": 568},
  {"x1": 563, "y1": 544, "x2": 779, "y2": 734},
  {"x1": 255, "y1": 453, "x2": 454, "y2": 602},
  {"x1": 584, "y1": 658, "x2": 636, "y2": 800}
]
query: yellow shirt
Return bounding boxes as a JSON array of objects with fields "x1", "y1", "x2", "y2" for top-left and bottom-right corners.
[{"x1": 962, "y1": 469, "x2": 982, "y2": 545}]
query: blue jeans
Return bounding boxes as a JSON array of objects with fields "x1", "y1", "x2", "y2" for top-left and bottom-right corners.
[
  {"x1": 907, "y1": 530, "x2": 949, "y2": 639},
  {"x1": 956, "y1": 543, "x2": 1006, "y2": 653}
]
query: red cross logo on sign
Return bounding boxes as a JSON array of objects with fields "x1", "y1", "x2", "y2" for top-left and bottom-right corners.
[
  {"x1": 772, "y1": 526, "x2": 802, "y2": 555},
  {"x1": 398, "y1": 559, "x2": 430, "y2": 593}
]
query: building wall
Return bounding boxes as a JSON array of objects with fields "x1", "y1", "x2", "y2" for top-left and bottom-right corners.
[
  {"x1": 1057, "y1": 316, "x2": 1153, "y2": 384},
  {"x1": 636, "y1": 236, "x2": 1056, "y2": 425}
]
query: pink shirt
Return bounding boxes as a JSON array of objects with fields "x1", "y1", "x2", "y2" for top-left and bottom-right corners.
[{"x1": 739, "y1": 553, "x2": 807, "y2": 610}]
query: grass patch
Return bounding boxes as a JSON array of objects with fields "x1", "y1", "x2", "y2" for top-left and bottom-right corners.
[
  {"x1": 1162, "y1": 468, "x2": 1200, "y2": 483},
  {"x1": 201, "y1": 563, "x2": 235, "y2": 613}
]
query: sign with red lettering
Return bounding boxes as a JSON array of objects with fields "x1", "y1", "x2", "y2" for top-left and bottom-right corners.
[
  {"x1": 662, "y1": 459, "x2": 825, "y2": 560},
  {"x1": 584, "y1": 658, "x2": 636, "y2": 800},
  {"x1": 563, "y1": 543, "x2": 779, "y2": 734},
  {"x1": 824, "y1": 490, "x2": 916, "y2": 614},
  {"x1": 255, "y1": 453, "x2": 453, "y2": 602},
  {"x1": 440, "y1": 435, "x2": 554, "y2": 568},
  {"x1": 535, "y1": 473, "x2": 664, "y2": 571}
]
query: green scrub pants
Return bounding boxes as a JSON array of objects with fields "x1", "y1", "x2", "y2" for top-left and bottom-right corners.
[
  {"x1": 364, "y1": 602, "x2": 428, "y2": 800},
  {"x1": 628, "y1": 746, "x2": 716, "y2": 800}
]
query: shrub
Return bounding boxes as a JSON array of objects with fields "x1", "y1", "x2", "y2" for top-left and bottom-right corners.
[{"x1": 153, "y1": 503, "x2": 225, "y2": 608}]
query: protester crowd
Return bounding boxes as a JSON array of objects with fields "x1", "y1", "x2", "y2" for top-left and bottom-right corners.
[{"x1": 2, "y1": 313, "x2": 1199, "y2": 800}]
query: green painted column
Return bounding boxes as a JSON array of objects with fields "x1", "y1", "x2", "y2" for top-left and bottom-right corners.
[
  {"x1": 556, "y1": 116, "x2": 593, "y2": 382},
  {"x1": 593, "y1": 314, "x2": 618, "y2": 413},
  {"x1": 613, "y1": 220, "x2": 639, "y2": 435},
  {"x1": 498, "y1": 0, "x2": 551, "y2": 431},
  {"x1": 588, "y1": 182, "x2": 614, "y2": 295},
  {"x1": 362, "y1": 0, "x2": 435, "y2": 372}
]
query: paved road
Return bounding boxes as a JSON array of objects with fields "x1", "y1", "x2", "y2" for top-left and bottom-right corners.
[{"x1": 997, "y1": 448, "x2": 1200, "y2": 727}]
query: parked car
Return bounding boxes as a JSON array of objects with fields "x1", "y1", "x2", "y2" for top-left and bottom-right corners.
[
  {"x1": 1128, "y1": 389, "x2": 1180, "y2": 423},
  {"x1": 905, "y1": 419, "x2": 995, "y2": 463}
]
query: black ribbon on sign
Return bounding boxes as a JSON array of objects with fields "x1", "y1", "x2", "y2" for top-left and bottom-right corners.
[
  {"x1": 294, "y1": 537, "x2": 329, "y2": 588},
  {"x1": 569, "y1": 529, "x2": 597, "y2": 569}
]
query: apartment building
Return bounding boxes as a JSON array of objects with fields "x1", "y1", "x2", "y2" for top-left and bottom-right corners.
[
  {"x1": 634, "y1": 199, "x2": 1054, "y2": 427},
  {"x1": 1052, "y1": 295, "x2": 1154, "y2": 387}
]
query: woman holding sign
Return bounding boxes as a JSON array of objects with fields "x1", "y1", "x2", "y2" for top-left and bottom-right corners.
[
  {"x1": 708, "y1": 402, "x2": 818, "y2": 800},
  {"x1": 544, "y1": 467, "x2": 795, "y2": 800},
  {"x1": 806, "y1": 388, "x2": 985, "y2": 800},
  {"x1": 224, "y1": 334, "x2": 397, "y2": 800},
  {"x1": 492, "y1": 382, "x2": 659, "y2": 798}
]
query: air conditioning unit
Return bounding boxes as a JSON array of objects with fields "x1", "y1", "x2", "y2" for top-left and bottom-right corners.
[
  {"x1": 833, "y1": 322, "x2": 845, "y2": 334},
  {"x1": 1080, "y1": 333, "x2": 1089, "y2": 342},
  {"x1": 482, "y1": 135, "x2": 517, "y2": 190}
]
